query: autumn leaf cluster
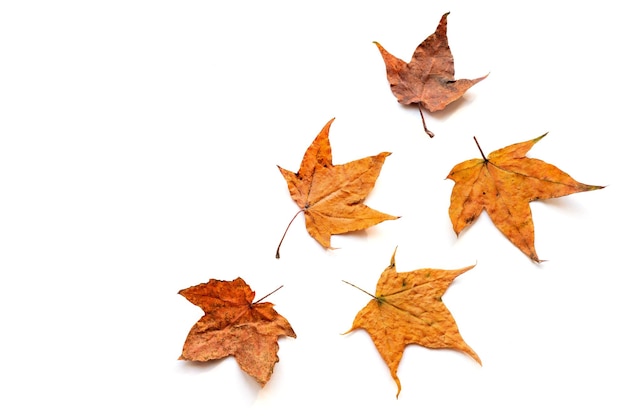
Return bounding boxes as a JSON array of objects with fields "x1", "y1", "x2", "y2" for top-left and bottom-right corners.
[{"x1": 178, "y1": 12, "x2": 604, "y2": 398}]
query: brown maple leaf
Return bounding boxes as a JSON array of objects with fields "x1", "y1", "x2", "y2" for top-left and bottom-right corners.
[
  {"x1": 344, "y1": 248, "x2": 480, "y2": 398},
  {"x1": 276, "y1": 118, "x2": 398, "y2": 258},
  {"x1": 178, "y1": 278, "x2": 296, "y2": 386},
  {"x1": 447, "y1": 134, "x2": 604, "y2": 262},
  {"x1": 375, "y1": 12, "x2": 487, "y2": 137}
]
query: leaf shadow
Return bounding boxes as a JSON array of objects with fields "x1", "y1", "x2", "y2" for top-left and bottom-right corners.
[
  {"x1": 531, "y1": 196, "x2": 588, "y2": 215},
  {"x1": 399, "y1": 94, "x2": 478, "y2": 137},
  {"x1": 421, "y1": 94, "x2": 475, "y2": 123},
  {"x1": 177, "y1": 358, "x2": 261, "y2": 397},
  {"x1": 340, "y1": 229, "x2": 369, "y2": 240},
  {"x1": 328, "y1": 229, "x2": 371, "y2": 250},
  {"x1": 177, "y1": 357, "x2": 227, "y2": 374}
]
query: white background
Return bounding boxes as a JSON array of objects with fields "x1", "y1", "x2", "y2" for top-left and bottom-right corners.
[{"x1": 1, "y1": 1, "x2": 624, "y2": 416}]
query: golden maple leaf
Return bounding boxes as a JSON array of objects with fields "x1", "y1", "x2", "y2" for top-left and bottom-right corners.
[
  {"x1": 344, "y1": 248, "x2": 480, "y2": 397},
  {"x1": 276, "y1": 118, "x2": 398, "y2": 257},
  {"x1": 447, "y1": 134, "x2": 604, "y2": 262}
]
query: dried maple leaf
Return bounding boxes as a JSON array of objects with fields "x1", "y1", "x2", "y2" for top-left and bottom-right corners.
[
  {"x1": 375, "y1": 12, "x2": 487, "y2": 137},
  {"x1": 276, "y1": 118, "x2": 398, "y2": 258},
  {"x1": 178, "y1": 278, "x2": 296, "y2": 386},
  {"x1": 344, "y1": 248, "x2": 480, "y2": 398},
  {"x1": 447, "y1": 134, "x2": 604, "y2": 262}
]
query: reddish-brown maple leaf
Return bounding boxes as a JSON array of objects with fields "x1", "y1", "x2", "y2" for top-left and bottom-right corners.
[
  {"x1": 276, "y1": 118, "x2": 398, "y2": 258},
  {"x1": 375, "y1": 12, "x2": 487, "y2": 137},
  {"x1": 178, "y1": 278, "x2": 296, "y2": 386},
  {"x1": 344, "y1": 248, "x2": 480, "y2": 398},
  {"x1": 447, "y1": 134, "x2": 604, "y2": 262}
]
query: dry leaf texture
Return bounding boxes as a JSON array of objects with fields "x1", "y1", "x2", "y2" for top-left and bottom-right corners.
[
  {"x1": 346, "y1": 249, "x2": 480, "y2": 397},
  {"x1": 278, "y1": 118, "x2": 398, "y2": 249},
  {"x1": 375, "y1": 12, "x2": 487, "y2": 111},
  {"x1": 179, "y1": 278, "x2": 296, "y2": 386},
  {"x1": 447, "y1": 134, "x2": 604, "y2": 262}
]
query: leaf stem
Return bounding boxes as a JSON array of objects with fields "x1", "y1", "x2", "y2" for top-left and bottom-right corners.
[
  {"x1": 275, "y1": 209, "x2": 304, "y2": 259},
  {"x1": 418, "y1": 104, "x2": 435, "y2": 138},
  {"x1": 255, "y1": 285, "x2": 284, "y2": 304},
  {"x1": 473, "y1": 136, "x2": 487, "y2": 161},
  {"x1": 342, "y1": 280, "x2": 377, "y2": 299}
]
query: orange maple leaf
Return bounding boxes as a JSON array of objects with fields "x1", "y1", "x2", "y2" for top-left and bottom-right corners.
[
  {"x1": 178, "y1": 278, "x2": 296, "y2": 386},
  {"x1": 447, "y1": 134, "x2": 604, "y2": 262},
  {"x1": 375, "y1": 12, "x2": 487, "y2": 137},
  {"x1": 276, "y1": 118, "x2": 398, "y2": 258},
  {"x1": 344, "y1": 248, "x2": 480, "y2": 398}
]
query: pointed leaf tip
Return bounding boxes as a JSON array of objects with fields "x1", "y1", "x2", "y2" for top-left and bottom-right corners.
[
  {"x1": 448, "y1": 134, "x2": 604, "y2": 262},
  {"x1": 346, "y1": 250, "x2": 479, "y2": 396},
  {"x1": 389, "y1": 246, "x2": 398, "y2": 267},
  {"x1": 277, "y1": 119, "x2": 398, "y2": 253},
  {"x1": 374, "y1": 12, "x2": 486, "y2": 135}
]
